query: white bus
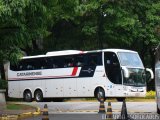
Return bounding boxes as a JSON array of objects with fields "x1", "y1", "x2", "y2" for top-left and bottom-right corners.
[
  {"x1": 7, "y1": 49, "x2": 153, "y2": 102},
  {"x1": 155, "y1": 45, "x2": 160, "y2": 114}
]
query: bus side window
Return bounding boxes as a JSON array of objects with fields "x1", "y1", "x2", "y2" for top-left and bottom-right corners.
[
  {"x1": 19, "y1": 65, "x2": 23, "y2": 70},
  {"x1": 105, "y1": 53, "x2": 119, "y2": 67},
  {"x1": 10, "y1": 62, "x2": 19, "y2": 71},
  {"x1": 104, "y1": 52, "x2": 121, "y2": 84},
  {"x1": 75, "y1": 55, "x2": 84, "y2": 67},
  {"x1": 64, "y1": 56, "x2": 75, "y2": 68},
  {"x1": 50, "y1": 57, "x2": 64, "y2": 68},
  {"x1": 27, "y1": 64, "x2": 33, "y2": 70},
  {"x1": 25, "y1": 59, "x2": 40, "y2": 70},
  {"x1": 86, "y1": 53, "x2": 102, "y2": 66},
  {"x1": 26, "y1": 60, "x2": 35, "y2": 70},
  {"x1": 46, "y1": 57, "x2": 56, "y2": 69},
  {"x1": 52, "y1": 59, "x2": 59, "y2": 68},
  {"x1": 18, "y1": 60, "x2": 27, "y2": 70},
  {"x1": 39, "y1": 58, "x2": 47, "y2": 69}
]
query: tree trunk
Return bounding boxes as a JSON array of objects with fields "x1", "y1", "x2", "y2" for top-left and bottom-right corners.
[{"x1": 0, "y1": 64, "x2": 5, "y2": 80}]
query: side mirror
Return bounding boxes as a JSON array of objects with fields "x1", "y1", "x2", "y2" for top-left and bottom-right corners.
[
  {"x1": 145, "y1": 68, "x2": 154, "y2": 82},
  {"x1": 122, "y1": 66, "x2": 130, "y2": 78}
]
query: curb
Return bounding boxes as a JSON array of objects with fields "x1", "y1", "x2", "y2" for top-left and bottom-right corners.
[
  {"x1": 0, "y1": 107, "x2": 41, "y2": 120},
  {"x1": 51, "y1": 109, "x2": 121, "y2": 113},
  {"x1": 18, "y1": 106, "x2": 41, "y2": 119}
]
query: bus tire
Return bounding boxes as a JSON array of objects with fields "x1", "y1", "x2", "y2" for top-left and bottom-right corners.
[
  {"x1": 116, "y1": 97, "x2": 126, "y2": 102},
  {"x1": 95, "y1": 88, "x2": 106, "y2": 102},
  {"x1": 34, "y1": 90, "x2": 43, "y2": 102},
  {"x1": 157, "y1": 104, "x2": 160, "y2": 114},
  {"x1": 24, "y1": 90, "x2": 32, "y2": 102}
]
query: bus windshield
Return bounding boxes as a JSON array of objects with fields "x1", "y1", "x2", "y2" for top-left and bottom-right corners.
[
  {"x1": 123, "y1": 68, "x2": 146, "y2": 86},
  {"x1": 118, "y1": 52, "x2": 143, "y2": 68}
]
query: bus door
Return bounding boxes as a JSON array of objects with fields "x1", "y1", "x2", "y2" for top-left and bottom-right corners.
[{"x1": 104, "y1": 52, "x2": 123, "y2": 96}]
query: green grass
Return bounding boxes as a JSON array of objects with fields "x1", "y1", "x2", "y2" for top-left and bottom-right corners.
[
  {"x1": 6, "y1": 103, "x2": 36, "y2": 110},
  {"x1": 7, "y1": 104, "x2": 22, "y2": 110},
  {"x1": 72, "y1": 91, "x2": 156, "y2": 102}
]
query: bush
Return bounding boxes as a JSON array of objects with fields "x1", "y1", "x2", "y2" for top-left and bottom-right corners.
[
  {"x1": 146, "y1": 90, "x2": 155, "y2": 99},
  {"x1": 0, "y1": 79, "x2": 8, "y2": 89}
]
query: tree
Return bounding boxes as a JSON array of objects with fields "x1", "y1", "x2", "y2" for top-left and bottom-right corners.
[
  {"x1": 45, "y1": 0, "x2": 160, "y2": 53},
  {"x1": 0, "y1": 0, "x2": 50, "y2": 79},
  {"x1": 44, "y1": 0, "x2": 160, "y2": 90},
  {"x1": 0, "y1": 0, "x2": 159, "y2": 90},
  {"x1": 0, "y1": 0, "x2": 52, "y2": 59}
]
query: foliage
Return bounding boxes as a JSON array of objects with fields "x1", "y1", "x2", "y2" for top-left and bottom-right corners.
[
  {"x1": 0, "y1": 0, "x2": 159, "y2": 61},
  {"x1": 0, "y1": 0, "x2": 160, "y2": 90},
  {"x1": 46, "y1": 1, "x2": 160, "y2": 89},
  {"x1": 44, "y1": 1, "x2": 160, "y2": 53},
  {"x1": 0, "y1": 0, "x2": 49, "y2": 64},
  {"x1": 146, "y1": 90, "x2": 155, "y2": 99}
]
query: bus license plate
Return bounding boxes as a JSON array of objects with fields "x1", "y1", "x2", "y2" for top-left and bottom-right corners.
[{"x1": 135, "y1": 93, "x2": 140, "y2": 96}]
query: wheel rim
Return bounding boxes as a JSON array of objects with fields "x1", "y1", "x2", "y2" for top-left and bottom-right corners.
[
  {"x1": 97, "y1": 91, "x2": 104, "y2": 101},
  {"x1": 98, "y1": 92, "x2": 103, "y2": 99},
  {"x1": 36, "y1": 93, "x2": 41, "y2": 101},
  {"x1": 25, "y1": 92, "x2": 31, "y2": 100}
]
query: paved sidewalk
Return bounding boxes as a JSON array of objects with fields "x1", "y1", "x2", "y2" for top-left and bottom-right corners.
[
  {"x1": 0, "y1": 109, "x2": 36, "y2": 115},
  {"x1": 0, "y1": 107, "x2": 41, "y2": 120}
]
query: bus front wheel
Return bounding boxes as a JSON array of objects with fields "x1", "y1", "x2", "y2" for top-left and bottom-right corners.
[
  {"x1": 34, "y1": 90, "x2": 43, "y2": 102},
  {"x1": 95, "y1": 88, "x2": 106, "y2": 102},
  {"x1": 24, "y1": 90, "x2": 32, "y2": 102}
]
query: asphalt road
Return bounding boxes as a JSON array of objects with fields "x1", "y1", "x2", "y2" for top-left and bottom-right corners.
[
  {"x1": 16, "y1": 101, "x2": 159, "y2": 120},
  {"x1": 24, "y1": 113, "x2": 160, "y2": 120},
  {"x1": 19, "y1": 101, "x2": 157, "y2": 113},
  {"x1": 25, "y1": 114, "x2": 105, "y2": 120}
]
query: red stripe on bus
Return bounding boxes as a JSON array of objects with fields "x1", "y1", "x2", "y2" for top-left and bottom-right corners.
[
  {"x1": 8, "y1": 75, "x2": 72, "y2": 80},
  {"x1": 71, "y1": 67, "x2": 78, "y2": 76},
  {"x1": 8, "y1": 67, "x2": 79, "y2": 80}
]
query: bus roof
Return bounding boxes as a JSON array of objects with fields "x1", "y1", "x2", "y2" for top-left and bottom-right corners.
[
  {"x1": 22, "y1": 50, "x2": 83, "y2": 59},
  {"x1": 85, "y1": 49, "x2": 137, "y2": 54},
  {"x1": 23, "y1": 55, "x2": 45, "y2": 59},
  {"x1": 46, "y1": 50, "x2": 83, "y2": 56},
  {"x1": 101, "y1": 49, "x2": 137, "y2": 53},
  {"x1": 22, "y1": 49, "x2": 137, "y2": 59}
]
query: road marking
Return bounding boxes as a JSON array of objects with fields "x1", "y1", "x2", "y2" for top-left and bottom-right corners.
[{"x1": 48, "y1": 109, "x2": 154, "y2": 113}]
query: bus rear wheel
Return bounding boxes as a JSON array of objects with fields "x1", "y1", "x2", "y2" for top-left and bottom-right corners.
[
  {"x1": 34, "y1": 90, "x2": 43, "y2": 102},
  {"x1": 24, "y1": 90, "x2": 32, "y2": 102},
  {"x1": 95, "y1": 88, "x2": 106, "y2": 102}
]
